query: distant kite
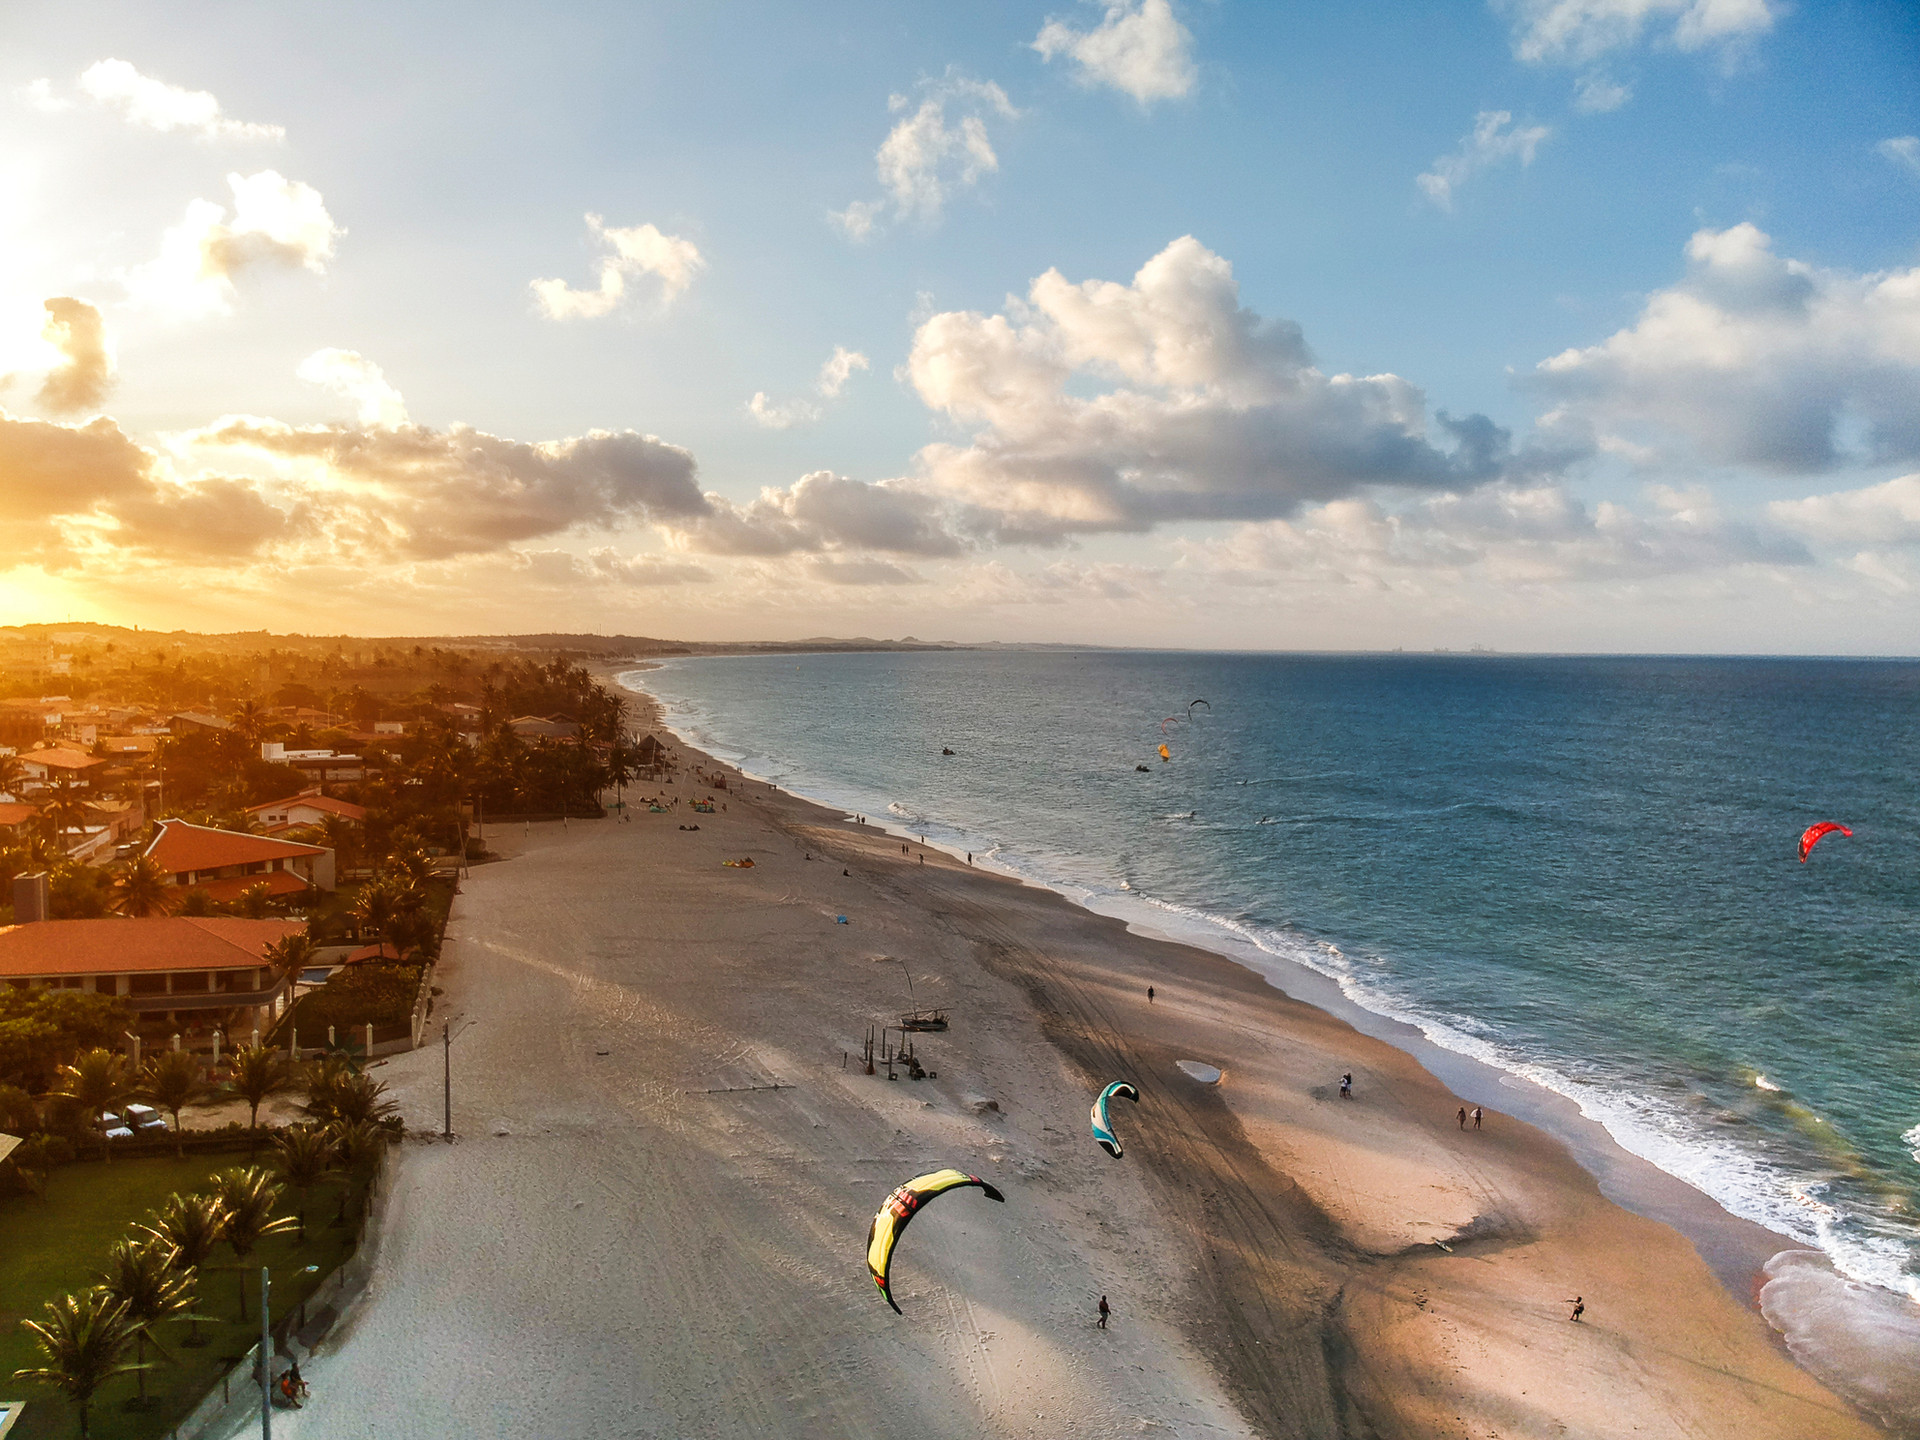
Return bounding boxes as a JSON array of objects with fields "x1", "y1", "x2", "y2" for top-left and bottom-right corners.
[
  {"x1": 1189, "y1": 699, "x2": 1210, "y2": 716},
  {"x1": 1160, "y1": 716, "x2": 1180, "y2": 734},
  {"x1": 865, "y1": 1169, "x2": 1005, "y2": 1314},
  {"x1": 1158, "y1": 743, "x2": 1171, "y2": 762},
  {"x1": 1799, "y1": 822, "x2": 1852, "y2": 863},
  {"x1": 1090, "y1": 1081, "x2": 1140, "y2": 1159}
]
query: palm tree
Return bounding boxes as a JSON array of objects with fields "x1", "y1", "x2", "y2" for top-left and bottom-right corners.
[
  {"x1": 263, "y1": 932, "x2": 316, "y2": 993},
  {"x1": 142, "y1": 1050, "x2": 204, "y2": 1158},
  {"x1": 327, "y1": 1119, "x2": 391, "y2": 1225},
  {"x1": 210, "y1": 1167, "x2": 295, "y2": 1320},
  {"x1": 141, "y1": 1192, "x2": 227, "y2": 1346},
  {"x1": 270, "y1": 1126, "x2": 336, "y2": 1241},
  {"x1": 309, "y1": 1069, "x2": 397, "y2": 1128},
  {"x1": 224, "y1": 1044, "x2": 290, "y2": 1136},
  {"x1": 12, "y1": 1289, "x2": 145, "y2": 1438},
  {"x1": 112, "y1": 853, "x2": 174, "y2": 916},
  {"x1": 0, "y1": 752, "x2": 22, "y2": 800},
  {"x1": 234, "y1": 881, "x2": 274, "y2": 919},
  {"x1": 51, "y1": 1049, "x2": 135, "y2": 1161},
  {"x1": 605, "y1": 737, "x2": 634, "y2": 810},
  {"x1": 230, "y1": 699, "x2": 265, "y2": 747},
  {"x1": 39, "y1": 771, "x2": 91, "y2": 852},
  {"x1": 98, "y1": 1237, "x2": 193, "y2": 1409}
]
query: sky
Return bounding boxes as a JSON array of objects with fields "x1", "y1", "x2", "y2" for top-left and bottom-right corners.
[{"x1": 1, "y1": 0, "x2": 1917, "y2": 651}]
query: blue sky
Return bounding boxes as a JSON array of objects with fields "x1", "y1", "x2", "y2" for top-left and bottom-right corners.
[{"x1": 1, "y1": 1, "x2": 1917, "y2": 649}]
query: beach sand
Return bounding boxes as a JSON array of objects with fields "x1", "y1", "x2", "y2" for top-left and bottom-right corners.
[{"x1": 254, "y1": 706, "x2": 1884, "y2": 1439}]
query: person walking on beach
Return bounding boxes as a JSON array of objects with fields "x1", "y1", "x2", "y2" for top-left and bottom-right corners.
[
  {"x1": 1457, "y1": 1106, "x2": 1467, "y2": 1130},
  {"x1": 1472, "y1": 1106, "x2": 1483, "y2": 1130},
  {"x1": 1340, "y1": 1072, "x2": 1353, "y2": 1099},
  {"x1": 1097, "y1": 1295, "x2": 1110, "y2": 1329},
  {"x1": 1567, "y1": 1296, "x2": 1584, "y2": 1322},
  {"x1": 1147, "y1": 985, "x2": 1155, "y2": 1003}
]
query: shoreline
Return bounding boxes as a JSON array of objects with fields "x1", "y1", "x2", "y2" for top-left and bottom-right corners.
[
  {"x1": 618, "y1": 664, "x2": 1803, "y2": 1299},
  {"x1": 593, "y1": 666, "x2": 1892, "y2": 1435}
]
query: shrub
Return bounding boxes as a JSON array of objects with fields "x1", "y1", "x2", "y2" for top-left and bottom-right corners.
[{"x1": 289, "y1": 963, "x2": 423, "y2": 1036}]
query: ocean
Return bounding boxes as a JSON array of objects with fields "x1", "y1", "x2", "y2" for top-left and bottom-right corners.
[{"x1": 622, "y1": 650, "x2": 1919, "y2": 1380}]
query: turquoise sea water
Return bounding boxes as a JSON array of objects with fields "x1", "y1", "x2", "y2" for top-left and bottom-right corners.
[{"x1": 626, "y1": 651, "x2": 1920, "y2": 1310}]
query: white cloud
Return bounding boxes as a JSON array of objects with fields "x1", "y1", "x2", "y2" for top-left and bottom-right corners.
[
  {"x1": 127, "y1": 170, "x2": 340, "y2": 316},
  {"x1": 1500, "y1": 0, "x2": 1779, "y2": 67},
  {"x1": 296, "y1": 349, "x2": 409, "y2": 428},
  {"x1": 76, "y1": 59, "x2": 283, "y2": 141},
  {"x1": 670, "y1": 471, "x2": 962, "y2": 557},
  {"x1": 1033, "y1": 0, "x2": 1197, "y2": 104},
  {"x1": 745, "y1": 346, "x2": 870, "y2": 428},
  {"x1": 18, "y1": 79, "x2": 72, "y2": 113},
  {"x1": 1531, "y1": 223, "x2": 1920, "y2": 473},
  {"x1": 833, "y1": 76, "x2": 1017, "y2": 239},
  {"x1": 531, "y1": 215, "x2": 704, "y2": 319},
  {"x1": 818, "y1": 345, "x2": 870, "y2": 397},
  {"x1": 1878, "y1": 137, "x2": 1920, "y2": 178},
  {"x1": 745, "y1": 392, "x2": 821, "y2": 430},
  {"x1": 1418, "y1": 111, "x2": 1551, "y2": 210},
  {"x1": 1191, "y1": 482, "x2": 1806, "y2": 589},
  {"x1": 36, "y1": 299, "x2": 113, "y2": 414},
  {"x1": 1770, "y1": 474, "x2": 1920, "y2": 549},
  {"x1": 1573, "y1": 71, "x2": 1633, "y2": 111}
]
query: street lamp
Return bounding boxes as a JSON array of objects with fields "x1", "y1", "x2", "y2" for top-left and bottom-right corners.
[
  {"x1": 442, "y1": 1018, "x2": 477, "y2": 1140},
  {"x1": 260, "y1": 1263, "x2": 319, "y2": 1438}
]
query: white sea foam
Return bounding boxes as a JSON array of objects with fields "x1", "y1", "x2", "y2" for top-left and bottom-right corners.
[
  {"x1": 1905, "y1": 1123, "x2": 1920, "y2": 1168},
  {"x1": 1755, "y1": 1073, "x2": 1784, "y2": 1092},
  {"x1": 1760, "y1": 1251, "x2": 1920, "y2": 1429}
]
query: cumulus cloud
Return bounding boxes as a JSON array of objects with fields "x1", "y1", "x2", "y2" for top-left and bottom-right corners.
[
  {"x1": 184, "y1": 416, "x2": 709, "y2": 561},
  {"x1": 671, "y1": 471, "x2": 962, "y2": 558},
  {"x1": 1193, "y1": 482, "x2": 1807, "y2": 589},
  {"x1": 1770, "y1": 474, "x2": 1920, "y2": 549},
  {"x1": 1418, "y1": 111, "x2": 1551, "y2": 209},
  {"x1": 833, "y1": 76, "x2": 1017, "y2": 239},
  {"x1": 1879, "y1": 137, "x2": 1920, "y2": 178},
  {"x1": 818, "y1": 345, "x2": 870, "y2": 397},
  {"x1": 809, "y1": 557, "x2": 923, "y2": 586},
  {"x1": 746, "y1": 345, "x2": 870, "y2": 428},
  {"x1": 127, "y1": 170, "x2": 340, "y2": 316},
  {"x1": 900, "y1": 236, "x2": 1548, "y2": 543},
  {"x1": 18, "y1": 79, "x2": 72, "y2": 113},
  {"x1": 512, "y1": 547, "x2": 714, "y2": 588},
  {"x1": 1573, "y1": 71, "x2": 1633, "y2": 111},
  {"x1": 1033, "y1": 0, "x2": 1197, "y2": 104},
  {"x1": 36, "y1": 299, "x2": 113, "y2": 414},
  {"x1": 1530, "y1": 223, "x2": 1920, "y2": 472},
  {"x1": 297, "y1": 349, "x2": 409, "y2": 428},
  {"x1": 76, "y1": 59, "x2": 283, "y2": 141},
  {"x1": 530, "y1": 215, "x2": 704, "y2": 319},
  {"x1": 1500, "y1": 0, "x2": 1779, "y2": 67}
]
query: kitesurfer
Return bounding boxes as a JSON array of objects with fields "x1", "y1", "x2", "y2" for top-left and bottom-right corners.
[{"x1": 1568, "y1": 1295, "x2": 1585, "y2": 1322}]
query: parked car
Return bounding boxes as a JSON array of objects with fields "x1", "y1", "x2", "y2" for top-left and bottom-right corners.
[{"x1": 99, "y1": 1106, "x2": 169, "y2": 1140}]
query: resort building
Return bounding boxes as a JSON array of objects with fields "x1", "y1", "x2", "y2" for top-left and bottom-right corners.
[
  {"x1": 0, "y1": 915, "x2": 303, "y2": 1030},
  {"x1": 242, "y1": 788, "x2": 367, "y2": 832},
  {"x1": 258, "y1": 743, "x2": 366, "y2": 783},
  {"x1": 144, "y1": 818, "x2": 336, "y2": 903},
  {"x1": 16, "y1": 746, "x2": 108, "y2": 788}
]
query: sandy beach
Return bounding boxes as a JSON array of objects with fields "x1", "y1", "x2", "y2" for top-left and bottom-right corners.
[{"x1": 250, "y1": 699, "x2": 1886, "y2": 1439}]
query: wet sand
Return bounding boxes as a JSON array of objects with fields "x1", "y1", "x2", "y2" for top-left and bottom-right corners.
[{"x1": 258, "y1": 707, "x2": 1884, "y2": 1439}]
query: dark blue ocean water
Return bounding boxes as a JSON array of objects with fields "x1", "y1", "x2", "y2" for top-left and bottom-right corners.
[{"x1": 627, "y1": 651, "x2": 1920, "y2": 1302}]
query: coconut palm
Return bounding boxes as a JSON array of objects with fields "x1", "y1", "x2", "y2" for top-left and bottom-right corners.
[
  {"x1": 0, "y1": 752, "x2": 22, "y2": 800},
  {"x1": 38, "y1": 771, "x2": 91, "y2": 852},
  {"x1": 224, "y1": 1044, "x2": 290, "y2": 1138},
  {"x1": 327, "y1": 1119, "x2": 392, "y2": 1224},
  {"x1": 12, "y1": 1289, "x2": 145, "y2": 1438},
  {"x1": 112, "y1": 853, "x2": 174, "y2": 917},
  {"x1": 270, "y1": 1125, "x2": 336, "y2": 1240},
  {"x1": 309, "y1": 1068, "x2": 397, "y2": 1128},
  {"x1": 51, "y1": 1049, "x2": 135, "y2": 1161},
  {"x1": 98, "y1": 1237, "x2": 193, "y2": 1409},
  {"x1": 263, "y1": 932, "x2": 317, "y2": 991},
  {"x1": 140, "y1": 1192, "x2": 228, "y2": 1346},
  {"x1": 141, "y1": 1050, "x2": 204, "y2": 1158},
  {"x1": 210, "y1": 1167, "x2": 295, "y2": 1320}
]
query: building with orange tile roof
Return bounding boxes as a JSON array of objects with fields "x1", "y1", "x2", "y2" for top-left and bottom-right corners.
[
  {"x1": 144, "y1": 818, "x2": 335, "y2": 902},
  {"x1": 242, "y1": 789, "x2": 367, "y2": 830},
  {"x1": 0, "y1": 915, "x2": 304, "y2": 1027}
]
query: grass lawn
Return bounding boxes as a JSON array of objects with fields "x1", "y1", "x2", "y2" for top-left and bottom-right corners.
[{"x1": 0, "y1": 1154, "x2": 359, "y2": 1440}]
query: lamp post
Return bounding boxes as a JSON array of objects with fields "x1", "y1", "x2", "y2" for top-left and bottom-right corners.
[
  {"x1": 441, "y1": 1019, "x2": 475, "y2": 1140},
  {"x1": 258, "y1": 1263, "x2": 318, "y2": 1438}
]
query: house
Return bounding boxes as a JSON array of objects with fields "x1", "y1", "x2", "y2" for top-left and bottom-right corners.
[
  {"x1": 145, "y1": 818, "x2": 335, "y2": 903},
  {"x1": 243, "y1": 788, "x2": 366, "y2": 831},
  {"x1": 0, "y1": 802, "x2": 39, "y2": 839},
  {"x1": 97, "y1": 735, "x2": 161, "y2": 759},
  {"x1": 258, "y1": 743, "x2": 366, "y2": 783},
  {"x1": 168, "y1": 711, "x2": 232, "y2": 735},
  {"x1": 509, "y1": 715, "x2": 580, "y2": 740},
  {"x1": 17, "y1": 747, "x2": 108, "y2": 787},
  {"x1": 0, "y1": 916, "x2": 304, "y2": 1029}
]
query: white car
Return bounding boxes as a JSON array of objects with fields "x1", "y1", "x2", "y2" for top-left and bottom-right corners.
[{"x1": 100, "y1": 1106, "x2": 170, "y2": 1139}]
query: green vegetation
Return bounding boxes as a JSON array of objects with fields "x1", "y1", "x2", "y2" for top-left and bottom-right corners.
[
  {"x1": 0, "y1": 1154, "x2": 357, "y2": 1440},
  {"x1": 283, "y1": 964, "x2": 424, "y2": 1043}
]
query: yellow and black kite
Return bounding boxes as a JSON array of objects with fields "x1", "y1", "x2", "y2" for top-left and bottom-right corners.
[{"x1": 865, "y1": 1168, "x2": 1005, "y2": 1314}]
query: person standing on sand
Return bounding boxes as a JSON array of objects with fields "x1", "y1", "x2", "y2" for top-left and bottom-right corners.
[
  {"x1": 1473, "y1": 1106, "x2": 1483, "y2": 1130},
  {"x1": 1340, "y1": 1072, "x2": 1353, "y2": 1099},
  {"x1": 1568, "y1": 1296, "x2": 1585, "y2": 1322},
  {"x1": 1458, "y1": 1106, "x2": 1467, "y2": 1129},
  {"x1": 1147, "y1": 985, "x2": 1155, "y2": 1003},
  {"x1": 1098, "y1": 1295, "x2": 1110, "y2": 1329}
]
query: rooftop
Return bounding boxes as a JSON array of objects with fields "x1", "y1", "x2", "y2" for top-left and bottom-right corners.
[
  {"x1": 145, "y1": 818, "x2": 327, "y2": 874},
  {"x1": 243, "y1": 790, "x2": 366, "y2": 822},
  {"x1": 0, "y1": 916, "x2": 305, "y2": 977}
]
